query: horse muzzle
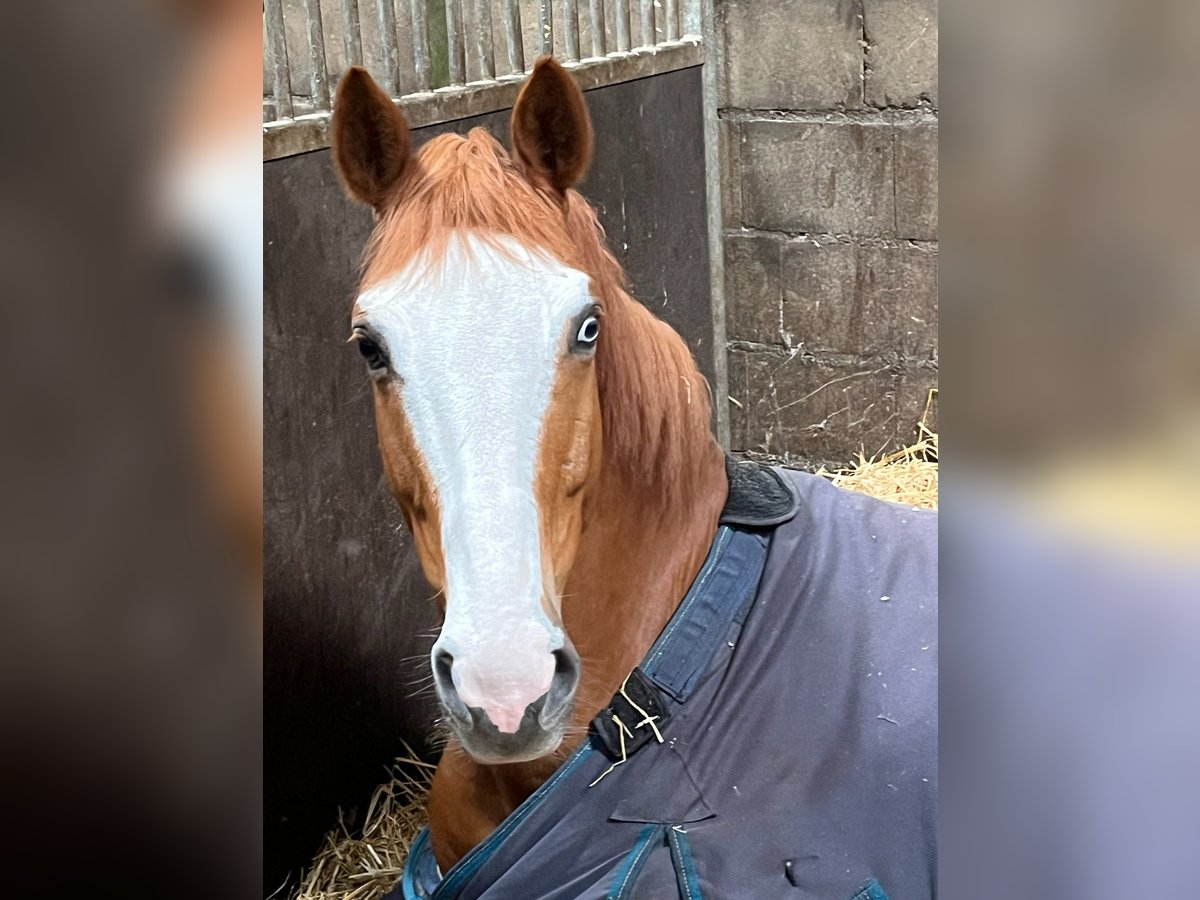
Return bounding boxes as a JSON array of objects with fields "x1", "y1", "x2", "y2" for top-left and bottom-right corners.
[{"x1": 432, "y1": 642, "x2": 581, "y2": 763}]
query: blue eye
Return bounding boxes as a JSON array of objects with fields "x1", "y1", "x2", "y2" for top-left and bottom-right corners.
[{"x1": 575, "y1": 315, "x2": 599, "y2": 347}]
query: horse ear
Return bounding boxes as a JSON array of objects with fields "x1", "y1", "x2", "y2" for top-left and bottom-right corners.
[
  {"x1": 511, "y1": 57, "x2": 593, "y2": 193},
  {"x1": 332, "y1": 66, "x2": 412, "y2": 210}
]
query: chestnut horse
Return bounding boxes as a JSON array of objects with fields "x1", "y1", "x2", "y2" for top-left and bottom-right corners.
[{"x1": 331, "y1": 58, "x2": 727, "y2": 871}]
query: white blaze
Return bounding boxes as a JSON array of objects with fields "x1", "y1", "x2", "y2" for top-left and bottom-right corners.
[{"x1": 357, "y1": 233, "x2": 593, "y2": 731}]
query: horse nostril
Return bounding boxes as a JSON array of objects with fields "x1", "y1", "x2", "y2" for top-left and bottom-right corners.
[
  {"x1": 432, "y1": 649, "x2": 471, "y2": 725},
  {"x1": 541, "y1": 644, "x2": 581, "y2": 726},
  {"x1": 433, "y1": 648, "x2": 453, "y2": 684}
]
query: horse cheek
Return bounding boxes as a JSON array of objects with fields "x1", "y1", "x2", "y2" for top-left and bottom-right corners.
[
  {"x1": 374, "y1": 389, "x2": 446, "y2": 594},
  {"x1": 537, "y1": 365, "x2": 599, "y2": 596}
]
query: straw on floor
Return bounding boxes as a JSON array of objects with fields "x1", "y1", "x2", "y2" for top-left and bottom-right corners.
[
  {"x1": 294, "y1": 433, "x2": 939, "y2": 899},
  {"x1": 292, "y1": 753, "x2": 434, "y2": 900},
  {"x1": 819, "y1": 425, "x2": 939, "y2": 511}
]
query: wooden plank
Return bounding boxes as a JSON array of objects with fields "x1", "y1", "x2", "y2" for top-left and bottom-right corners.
[
  {"x1": 502, "y1": 0, "x2": 525, "y2": 74},
  {"x1": 539, "y1": 0, "x2": 553, "y2": 57},
  {"x1": 340, "y1": 0, "x2": 363, "y2": 66},
  {"x1": 301, "y1": 0, "x2": 331, "y2": 108},
  {"x1": 665, "y1": 0, "x2": 679, "y2": 41},
  {"x1": 564, "y1": 0, "x2": 580, "y2": 61},
  {"x1": 446, "y1": 0, "x2": 466, "y2": 84},
  {"x1": 469, "y1": 0, "x2": 495, "y2": 80},
  {"x1": 638, "y1": 0, "x2": 654, "y2": 49},
  {"x1": 410, "y1": 0, "x2": 432, "y2": 89},
  {"x1": 264, "y1": 0, "x2": 293, "y2": 119},
  {"x1": 375, "y1": 0, "x2": 401, "y2": 95},
  {"x1": 588, "y1": 0, "x2": 607, "y2": 57},
  {"x1": 614, "y1": 0, "x2": 630, "y2": 52}
]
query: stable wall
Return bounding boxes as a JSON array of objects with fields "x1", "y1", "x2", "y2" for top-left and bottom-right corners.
[{"x1": 717, "y1": 0, "x2": 938, "y2": 469}]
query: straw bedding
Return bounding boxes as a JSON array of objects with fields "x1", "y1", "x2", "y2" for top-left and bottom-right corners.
[
  {"x1": 293, "y1": 436, "x2": 939, "y2": 900},
  {"x1": 291, "y1": 753, "x2": 434, "y2": 900},
  {"x1": 819, "y1": 425, "x2": 939, "y2": 511}
]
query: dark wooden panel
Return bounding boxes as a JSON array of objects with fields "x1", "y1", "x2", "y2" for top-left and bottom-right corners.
[{"x1": 264, "y1": 65, "x2": 710, "y2": 889}]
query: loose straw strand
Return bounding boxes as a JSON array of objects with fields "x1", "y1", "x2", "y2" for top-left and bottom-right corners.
[
  {"x1": 618, "y1": 672, "x2": 665, "y2": 744},
  {"x1": 589, "y1": 714, "x2": 630, "y2": 786}
]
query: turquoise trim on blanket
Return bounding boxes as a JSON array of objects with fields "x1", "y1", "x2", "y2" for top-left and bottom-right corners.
[
  {"x1": 607, "y1": 824, "x2": 662, "y2": 900},
  {"x1": 851, "y1": 878, "x2": 889, "y2": 900},
  {"x1": 667, "y1": 827, "x2": 704, "y2": 900},
  {"x1": 400, "y1": 827, "x2": 433, "y2": 899}
]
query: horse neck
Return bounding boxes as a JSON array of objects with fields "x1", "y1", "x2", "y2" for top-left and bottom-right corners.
[{"x1": 563, "y1": 445, "x2": 728, "y2": 725}]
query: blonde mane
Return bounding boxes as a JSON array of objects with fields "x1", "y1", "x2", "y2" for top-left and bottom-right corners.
[{"x1": 360, "y1": 128, "x2": 715, "y2": 496}]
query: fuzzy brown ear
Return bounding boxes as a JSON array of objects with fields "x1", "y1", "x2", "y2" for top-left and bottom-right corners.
[
  {"x1": 331, "y1": 66, "x2": 411, "y2": 210},
  {"x1": 511, "y1": 57, "x2": 593, "y2": 193}
]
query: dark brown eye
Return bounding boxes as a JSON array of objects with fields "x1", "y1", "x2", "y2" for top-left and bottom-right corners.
[
  {"x1": 358, "y1": 338, "x2": 385, "y2": 369},
  {"x1": 352, "y1": 327, "x2": 389, "y2": 374}
]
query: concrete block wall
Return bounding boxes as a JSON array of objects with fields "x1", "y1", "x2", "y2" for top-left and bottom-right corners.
[{"x1": 717, "y1": 0, "x2": 937, "y2": 469}]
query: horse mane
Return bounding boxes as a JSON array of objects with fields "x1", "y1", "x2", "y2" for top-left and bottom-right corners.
[{"x1": 359, "y1": 128, "x2": 715, "y2": 497}]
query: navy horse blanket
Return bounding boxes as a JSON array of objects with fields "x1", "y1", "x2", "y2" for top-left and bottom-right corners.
[{"x1": 396, "y1": 464, "x2": 938, "y2": 899}]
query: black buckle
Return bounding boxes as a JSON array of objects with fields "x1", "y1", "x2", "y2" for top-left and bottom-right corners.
[{"x1": 592, "y1": 667, "x2": 671, "y2": 761}]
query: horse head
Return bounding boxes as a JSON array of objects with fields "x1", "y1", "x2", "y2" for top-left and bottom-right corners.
[{"x1": 332, "y1": 59, "x2": 609, "y2": 763}]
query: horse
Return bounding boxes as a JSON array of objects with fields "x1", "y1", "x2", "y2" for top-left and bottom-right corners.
[{"x1": 330, "y1": 58, "x2": 937, "y2": 899}]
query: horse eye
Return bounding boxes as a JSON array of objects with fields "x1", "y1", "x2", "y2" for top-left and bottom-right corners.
[
  {"x1": 574, "y1": 315, "x2": 600, "y2": 349},
  {"x1": 354, "y1": 332, "x2": 389, "y2": 373}
]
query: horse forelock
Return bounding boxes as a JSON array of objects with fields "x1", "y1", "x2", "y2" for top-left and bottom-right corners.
[
  {"x1": 360, "y1": 128, "x2": 580, "y2": 288},
  {"x1": 359, "y1": 126, "x2": 715, "y2": 499}
]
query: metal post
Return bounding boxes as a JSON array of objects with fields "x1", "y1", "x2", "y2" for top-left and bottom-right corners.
[
  {"x1": 638, "y1": 0, "x2": 654, "y2": 48},
  {"x1": 410, "y1": 0, "x2": 432, "y2": 89},
  {"x1": 300, "y1": 0, "x2": 331, "y2": 108},
  {"x1": 340, "y1": 0, "x2": 363, "y2": 66},
  {"x1": 264, "y1": 0, "x2": 293, "y2": 118},
  {"x1": 539, "y1": 0, "x2": 553, "y2": 56},
  {"x1": 375, "y1": 0, "x2": 401, "y2": 95},
  {"x1": 502, "y1": 0, "x2": 525, "y2": 73},
  {"x1": 614, "y1": 0, "x2": 630, "y2": 52},
  {"x1": 665, "y1": 0, "x2": 679, "y2": 41},
  {"x1": 469, "y1": 0, "x2": 495, "y2": 79},
  {"x1": 588, "y1": 0, "x2": 607, "y2": 56},
  {"x1": 446, "y1": 0, "x2": 466, "y2": 83},
  {"x1": 564, "y1": 0, "x2": 580, "y2": 60},
  {"x1": 697, "y1": 0, "x2": 730, "y2": 444}
]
